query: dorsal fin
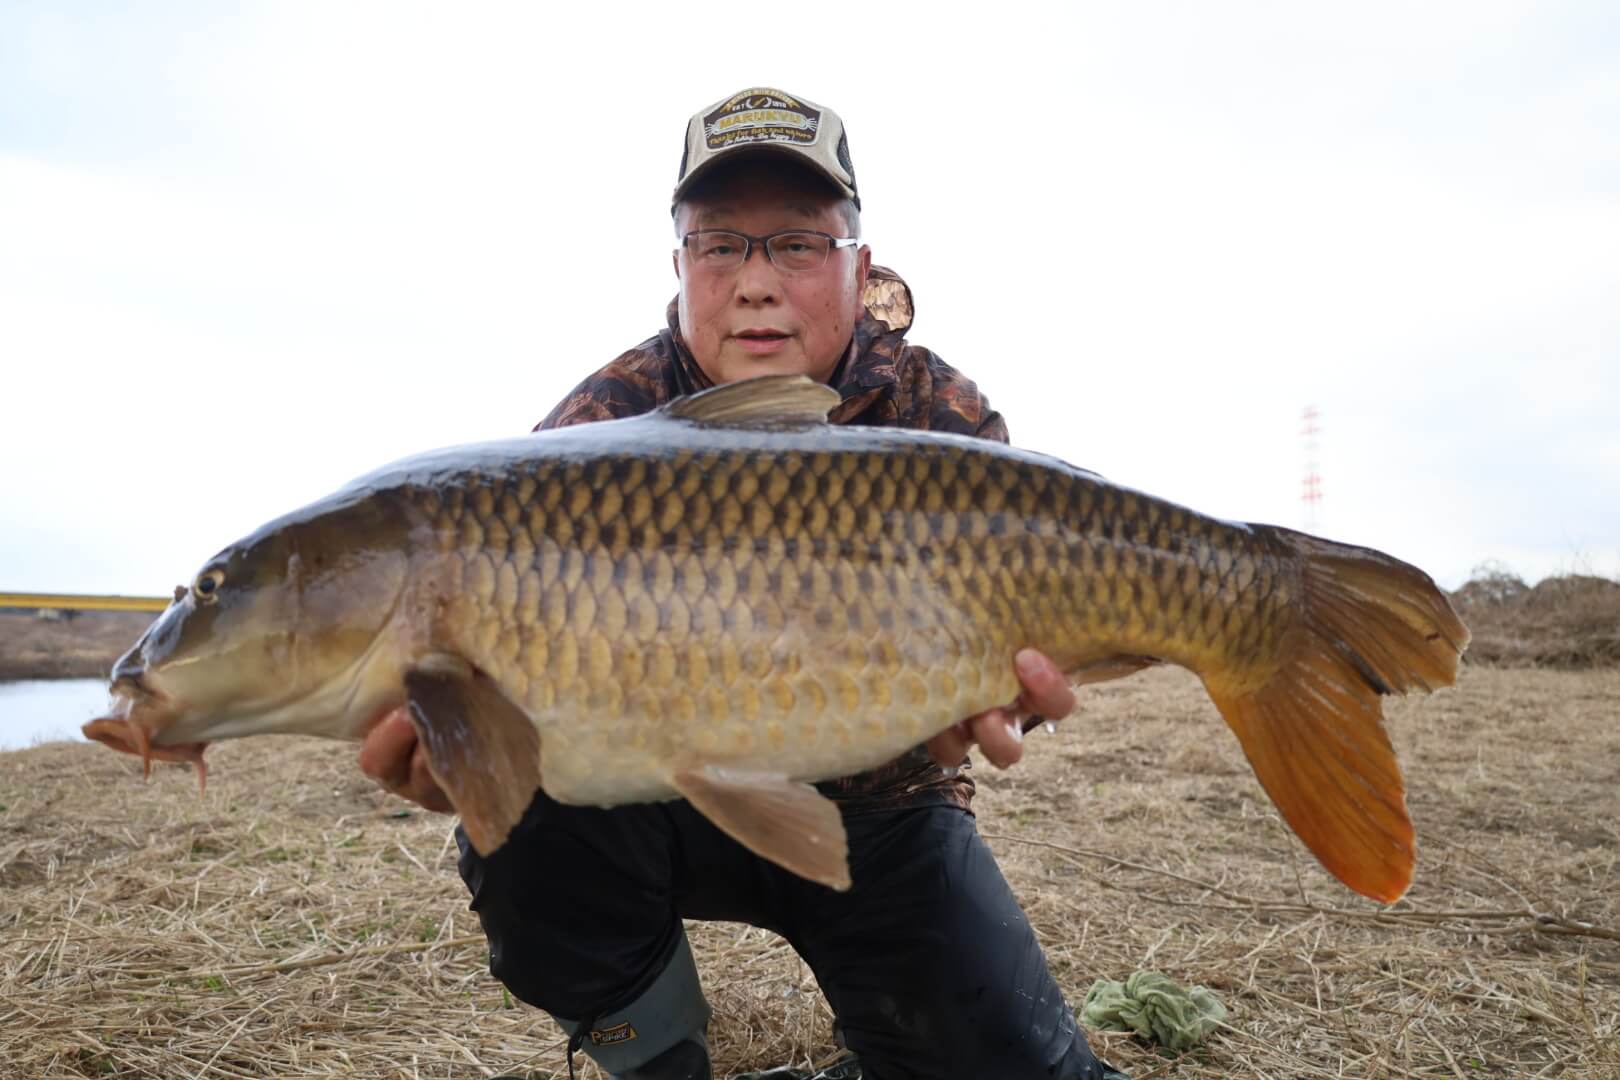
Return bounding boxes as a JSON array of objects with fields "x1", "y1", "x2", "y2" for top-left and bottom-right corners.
[{"x1": 663, "y1": 374, "x2": 840, "y2": 427}]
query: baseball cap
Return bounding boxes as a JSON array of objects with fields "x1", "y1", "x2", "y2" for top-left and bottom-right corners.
[{"x1": 673, "y1": 87, "x2": 860, "y2": 211}]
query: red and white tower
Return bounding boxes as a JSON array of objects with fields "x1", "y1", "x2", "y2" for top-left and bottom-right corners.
[{"x1": 1301, "y1": 405, "x2": 1322, "y2": 533}]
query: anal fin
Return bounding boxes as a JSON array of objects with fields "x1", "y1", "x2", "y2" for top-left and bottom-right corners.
[
  {"x1": 671, "y1": 764, "x2": 851, "y2": 891},
  {"x1": 404, "y1": 653, "x2": 541, "y2": 856}
]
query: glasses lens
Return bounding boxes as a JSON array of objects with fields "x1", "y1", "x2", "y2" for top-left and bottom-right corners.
[
  {"x1": 685, "y1": 231, "x2": 748, "y2": 268},
  {"x1": 767, "y1": 232, "x2": 831, "y2": 272}
]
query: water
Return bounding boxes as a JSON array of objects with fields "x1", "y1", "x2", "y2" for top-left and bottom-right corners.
[{"x1": 0, "y1": 679, "x2": 108, "y2": 751}]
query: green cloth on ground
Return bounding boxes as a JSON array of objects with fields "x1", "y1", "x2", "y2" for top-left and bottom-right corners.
[{"x1": 1081, "y1": 970, "x2": 1226, "y2": 1052}]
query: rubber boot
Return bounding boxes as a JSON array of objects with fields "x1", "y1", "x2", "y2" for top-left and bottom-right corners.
[
  {"x1": 746, "y1": 1060, "x2": 862, "y2": 1080},
  {"x1": 554, "y1": 929, "x2": 713, "y2": 1080},
  {"x1": 617, "y1": 1037, "x2": 711, "y2": 1079}
]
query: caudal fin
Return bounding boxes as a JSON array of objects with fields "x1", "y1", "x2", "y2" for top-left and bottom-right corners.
[{"x1": 1203, "y1": 529, "x2": 1469, "y2": 903}]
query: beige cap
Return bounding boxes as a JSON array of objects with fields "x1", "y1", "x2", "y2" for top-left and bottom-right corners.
[{"x1": 673, "y1": 87, "x2": 859, "y2": 211}]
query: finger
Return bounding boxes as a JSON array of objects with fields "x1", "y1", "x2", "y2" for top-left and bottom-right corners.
[
  {"x1": 1014, "y1": 648, "x2": 1077, "y2": 719},
  {"x1": 407, "y1": 746, "x2": 454, "y2": 813},
  {"x1": 926, "y1": 720, "x2": 973, "y2": 768},
  {"x1": 970, "y1": 708, "x2": 1024, "y2": 769},
  {"x1": 356, "y1": 702, "x2": 410, "y2": 738},
  {"x1": 357, "y1": 708, "x2": 418, "y2": 789}
]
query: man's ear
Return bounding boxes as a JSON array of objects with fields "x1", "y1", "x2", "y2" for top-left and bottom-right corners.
[
  {"x1": 672, "y1": 248, "x2": 682, "y2": 280},
  {"x1": 852, "y1": 244, "x2": 872, "y2": 317}
]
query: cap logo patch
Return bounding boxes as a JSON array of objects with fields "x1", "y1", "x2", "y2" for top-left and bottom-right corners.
[{"x1": 704, "y1": 89, "x2": 821, "y2": 151}]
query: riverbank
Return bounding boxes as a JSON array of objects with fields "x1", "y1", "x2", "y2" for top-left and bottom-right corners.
[{"x1": 0, "y1": 608, "x2": 151, "y2": 680}]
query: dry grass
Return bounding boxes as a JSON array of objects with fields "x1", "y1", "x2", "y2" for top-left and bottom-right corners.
[{"x1": 2, "y1": 665, "x2": 1617, "y2": 1079}]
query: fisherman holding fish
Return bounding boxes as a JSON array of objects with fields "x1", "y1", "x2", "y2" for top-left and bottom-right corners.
[
  {"x1": 360, "y1": 88, "x2": 1126, "y2": 1080},
  {"x1": 86, "y1": 81, "x2": 1463, "y2": 1080}
]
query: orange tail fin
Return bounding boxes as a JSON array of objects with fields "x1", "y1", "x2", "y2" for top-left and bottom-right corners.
[{"x1": 1202, "y1": 529, "x2": 1469, "y2": 903}]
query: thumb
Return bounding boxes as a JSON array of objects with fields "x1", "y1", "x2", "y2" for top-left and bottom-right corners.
[{"x1": 1013, "y1": 648, "x2": 1076, "y2": 718}]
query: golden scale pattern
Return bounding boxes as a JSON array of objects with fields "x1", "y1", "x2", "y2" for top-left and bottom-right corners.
[{"x1": 405, "y1": 437, "x2": 1297, "y2": 785}]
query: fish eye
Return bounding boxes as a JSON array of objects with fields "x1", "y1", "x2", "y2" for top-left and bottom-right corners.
[{"x1": 193, "y1": 568, "x2": 226, "y2": 604}]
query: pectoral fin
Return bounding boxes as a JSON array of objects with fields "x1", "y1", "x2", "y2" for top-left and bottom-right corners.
[
  {"x1": 404, "y1": 653, "x2": 541, "y2": 856},
  {"x1": 671, "y1": 764, "x2": 851, "y2": 891}
]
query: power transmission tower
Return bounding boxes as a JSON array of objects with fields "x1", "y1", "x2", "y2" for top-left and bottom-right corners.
[{"x1": 1301, "y1": 406, "x2": 1322, "y2": 532}]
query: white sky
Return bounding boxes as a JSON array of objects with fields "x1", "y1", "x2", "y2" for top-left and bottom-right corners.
[{"x1": 1, "y1": 1, "x2": 1616, "y2": 598}]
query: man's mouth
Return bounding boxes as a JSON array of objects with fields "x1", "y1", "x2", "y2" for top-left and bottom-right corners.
[{"x1": 733, "y1": 329, "x2": 792, "y2": 355}]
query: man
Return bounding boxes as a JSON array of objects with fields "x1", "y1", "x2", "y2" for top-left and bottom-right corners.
[{"x1": 360, "y1": 88, "x2": 1124, "y2": 1080}]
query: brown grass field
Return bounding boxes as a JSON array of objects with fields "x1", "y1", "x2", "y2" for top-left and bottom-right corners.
[{"x1": 2, "y1": 663, "x2": 1616, "y2": 1079}]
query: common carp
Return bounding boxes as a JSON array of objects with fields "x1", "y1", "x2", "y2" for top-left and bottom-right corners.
[{"x1": 85, "y1": 375, "x2": 1467, "y2": 901}]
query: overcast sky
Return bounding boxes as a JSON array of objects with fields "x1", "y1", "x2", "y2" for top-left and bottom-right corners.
[{"x1": 1, "y1": 1, "x2": 1615, "y2": 601}]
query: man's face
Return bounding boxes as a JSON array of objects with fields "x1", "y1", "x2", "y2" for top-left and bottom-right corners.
[{"x1": 673, "y1": 167, "x2": 871, "y2": 386}]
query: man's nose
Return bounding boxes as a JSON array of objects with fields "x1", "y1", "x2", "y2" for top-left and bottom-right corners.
[{"x1": 734, "y1": 245, "x2": 782, "y2": 303}]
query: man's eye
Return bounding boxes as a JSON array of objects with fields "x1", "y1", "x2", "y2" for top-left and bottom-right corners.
[{"x1": 703, "y1": 243, "x2": 737, "y2": 257}]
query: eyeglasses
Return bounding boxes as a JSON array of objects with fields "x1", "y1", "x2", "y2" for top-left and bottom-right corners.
[{"x1": 680, "y1": 229, "x2": 860, "y2": 274}]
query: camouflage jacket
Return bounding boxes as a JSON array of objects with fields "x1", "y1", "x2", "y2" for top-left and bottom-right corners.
[{"x1": 536, "y1": 265, "x2": 1006, "y2": 814}]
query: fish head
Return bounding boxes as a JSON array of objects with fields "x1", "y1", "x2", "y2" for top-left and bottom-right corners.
[{"x1": 85, "y1": 494, "x2": 413, "y2": 770}]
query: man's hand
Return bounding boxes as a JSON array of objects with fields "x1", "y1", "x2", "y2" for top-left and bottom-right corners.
[
  {"x1": 925, "y1": 648, "x2": 1075, "y2": 770},
  {"x1": 357, "y1": 707, "x2": 454, "y2": 813}
]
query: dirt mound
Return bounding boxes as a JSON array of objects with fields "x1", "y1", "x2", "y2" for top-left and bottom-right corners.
[{"x1": 1451, "y1": 565, "x2": 1620, "y2": 668}]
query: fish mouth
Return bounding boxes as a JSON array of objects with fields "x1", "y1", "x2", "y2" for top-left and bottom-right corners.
[{"x1": 82, "y1": 682, "x2": 211, "y2": 790}]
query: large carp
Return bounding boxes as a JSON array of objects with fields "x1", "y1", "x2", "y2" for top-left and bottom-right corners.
[{"x1": 85, "y1": 376, "x2": 1467, "y2": 901}]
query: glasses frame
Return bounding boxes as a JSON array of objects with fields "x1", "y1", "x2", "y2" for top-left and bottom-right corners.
[{"x1": 679, "y1": 228, "x2": 861, "y2": 274}]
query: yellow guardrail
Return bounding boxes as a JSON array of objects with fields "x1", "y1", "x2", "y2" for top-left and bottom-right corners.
[{"x1": 0, "y1": 592, "x2": 170, "y2": 613}]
